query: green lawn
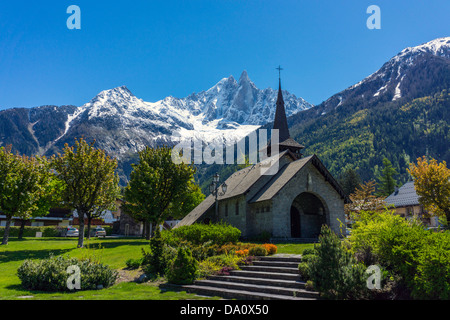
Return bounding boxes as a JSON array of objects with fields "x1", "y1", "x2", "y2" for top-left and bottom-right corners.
[
  {"x1": 0, "y1": 237, "x2": 313, "y2": 300},
  {"x1": 274, "y1": 242, "x2": 315, "y2": 255},
  {"x1": 0, "y1": 237, "x2": 215, "y2": 300}
]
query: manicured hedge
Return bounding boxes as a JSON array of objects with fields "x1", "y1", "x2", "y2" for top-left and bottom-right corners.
[
  {"x1": 0, "y1": 226, "x2": 60, "y2": 237},
  {"x1": 17, "y1": 255, "x2": 118, "y2": 292},
  {"x1": 166, "y1": 223, "x2": 241, "y2": 246},
  {"x1": 0, "y1": 225, "x2": 113, "y2": 238}
]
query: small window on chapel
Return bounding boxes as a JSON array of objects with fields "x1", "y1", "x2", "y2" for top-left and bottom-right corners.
[
  {"x1": 225, "y1": 204, "x2": 228, "y2": 217},
  {"x1": 235, "y1": 202, "x2": 239, "y2": 215}
]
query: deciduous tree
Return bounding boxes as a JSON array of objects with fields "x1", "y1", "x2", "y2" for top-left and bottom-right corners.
[
  {"x1": 345, "y1": 180, "x2": 388, "y2": 221},
  {"x1": 0, "y1": 147, "x2": 51, "y2": 245},
  {"x1": 123, "y1": 146, "x2": 197, "y2": 239},
  {"x1": 408, "y1": 156, "x2": 450, "y2": 224},
  {"x1": 52, "y1": 138, "x2": 120, "y2": 247}
]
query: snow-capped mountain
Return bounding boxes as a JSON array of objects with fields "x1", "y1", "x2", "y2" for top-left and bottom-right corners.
[
  {"x1": 313, "y1": 37, "x2": 450, "y2": 116},
  {"x1": 0, "y1": 71, "x2": 312, "y2": 162}
]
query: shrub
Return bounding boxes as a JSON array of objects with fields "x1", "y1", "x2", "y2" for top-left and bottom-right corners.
[
  {"x1": 308, "y1": 225, "x2": 368, "y2": 300},
  {"x1": 166, "y1": 247, "x2": 198, "y2": 285},
  {"x1": 349, "y1": 210, "x2": 450, "y2": 299},
  {"x1": 206, "y1": 254, "x2": 241, "y2": 270},
  {"x1": 0, "y1": 226, "x2": 60, "y2": 238},
  {"x1": 239, "y1": 255, "x2": 255, "y2": 266},
  {"x1": 17, "y1": 255, "x2": 117, "y2": 292},
  {"x1": 301, "y1": 254, "x2": 316, "y2": 264},
  {"x1": 125, "y1": 258, "x2": 143, "y2": 269},
  {"x1": 305, "y1": 280, "x2": 315, "y2": 291},
  {"x1": 142, "y1": 228, "x2": 165, "y2": 276},
  {"x1": 302, "y1": 248, "x2": 316, "y2": 256},
  {"x1": 217, "y1": 266, "x2": 234, "y2": 276},
  {"x1": 235, "y1": 249, "x2": 249, "y2": 257},
  {"x1": 197, "y1": 259, "x2": 222, "y2": 279},
  {"x1": 262, "y1": 243, "x2": 277, "y2": 255},
  {"x1": 412, "y1": 231, "x2": 450, "y2": 300},
  {"x1": 168, "y1": 223, "x2": 241, "y2": 246},
  {"x1": 298, "y1": 262, "x2": 312, "y2": 281},
  {"x1": 248, "y1": 246, "x2": 268, "y2": 256}
]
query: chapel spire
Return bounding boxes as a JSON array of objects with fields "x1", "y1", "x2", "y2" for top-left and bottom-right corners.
[
  {"x1": 268, "y1": 66, "x2": 305, "y2": 159},
  {"x1": 273, "y1": 67, "x2": 290, "y2": 142}
]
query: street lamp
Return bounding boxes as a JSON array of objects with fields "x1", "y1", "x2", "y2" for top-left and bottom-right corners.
[{"x1": 210, "y1": 173, "x2": 227, "y2": 221}]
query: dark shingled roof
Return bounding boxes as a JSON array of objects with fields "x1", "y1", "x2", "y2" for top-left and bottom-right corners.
[
  {"x1": 250, "y1": 154, "x2": 349, "y2": 203},
  {"x1": 175, "y1": 150, "x2": 291, "y2": 228},
  {"x1": 174, "y1": 194, "x2": 216, "y2": 227},
  {"x1": 249, "y1": 155, "x2": 313, "y2": 202},
  {"x1": 385, "y1": 181, "x2": 420, "y2": 207},
  {"x1": 175, "y1": 153, "x2": 350, "y2": 228}
]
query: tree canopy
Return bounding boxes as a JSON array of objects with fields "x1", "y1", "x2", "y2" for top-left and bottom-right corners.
[
  {"x1": 0, "y1": 146, "x2": 52, "y2": 245},
  {"x1": 408, "y1": 156, "x2": 450, "y2": 224},
  {"x1": 52, "y1": 138, "x2": 120, "y2": 247},
  {"x1": 123, "y1": 146, "x2": 199, "y2": 238}
]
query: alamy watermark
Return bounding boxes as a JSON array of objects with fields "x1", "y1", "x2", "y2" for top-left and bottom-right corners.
[
  {"x1": 366, "y1": 265, "x2": 382, "y2": 290},
  {"x1": 171, "y1": 129, "x2": 280, "y2": 176},
  {"x1": 66, "y1": 265, "x2": 81, "y2": 290},
  {"x1": 67, "y1": 5, "x2": 81, "y2": 30},
  {"x1": 367, "y1": 5, "x2": 381, "y2": 30}
]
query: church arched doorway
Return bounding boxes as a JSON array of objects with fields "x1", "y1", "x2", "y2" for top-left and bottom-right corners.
[{"x1": 290, "y1": 192, "x2": 327, "y2": 238}]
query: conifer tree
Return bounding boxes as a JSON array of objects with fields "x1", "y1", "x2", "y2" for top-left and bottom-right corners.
[{"x1": 377, "y1": 158, "x2": 398, "y2": 196}]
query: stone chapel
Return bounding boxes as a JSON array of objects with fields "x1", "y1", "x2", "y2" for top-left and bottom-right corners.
[{"x1": 175, "y1": 76, "x2": 349, "y2": 240}]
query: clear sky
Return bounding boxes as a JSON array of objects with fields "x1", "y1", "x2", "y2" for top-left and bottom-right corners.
[{"x1": 0, "y1": 0, "x2": 448, "y2": 110}]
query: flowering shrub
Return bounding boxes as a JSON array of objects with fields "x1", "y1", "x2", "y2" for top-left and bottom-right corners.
[
  {"x1": 262, "y1": 243, "x2": 277, "y2": 255},
  {"x1": 235, "y1": 249, "x2": 249, "y2": 257},
  {"x1": 248, "y1": 246, "x2": 268, "y2": 256}
]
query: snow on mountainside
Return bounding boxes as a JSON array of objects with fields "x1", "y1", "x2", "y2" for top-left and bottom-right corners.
[
  {"x1": 9, "y1": 71, "x2": 312, "y2": 160},
  {"x1": 320, "y1": 37, "x2": 450, "y2": 111}
]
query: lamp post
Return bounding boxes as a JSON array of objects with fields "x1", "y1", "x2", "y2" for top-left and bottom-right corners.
[{"x1": 209, "y1": 173, "x2": 227, "y2": 221}]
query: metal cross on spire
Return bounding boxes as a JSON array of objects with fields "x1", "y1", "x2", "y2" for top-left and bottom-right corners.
[{"x1": 276, "y1": 65, "x2": 283, "y2": 80}]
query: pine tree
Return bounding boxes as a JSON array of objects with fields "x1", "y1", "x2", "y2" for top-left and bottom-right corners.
[
  {"x1": 338, "y1": 168, "x2": 362, "y2": 196},
  {"x1": 377, "y1": 158, "x2": 398, "y2": 196}
]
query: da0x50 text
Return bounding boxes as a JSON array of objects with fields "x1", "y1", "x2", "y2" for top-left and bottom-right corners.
[{"x1": 224, "y1": 304, "x2": 269, "y2": 315}]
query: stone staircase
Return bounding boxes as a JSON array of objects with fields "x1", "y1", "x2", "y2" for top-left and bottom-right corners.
[{"x1": 183, "y1": 255, "x2": 320, "y2": 300}]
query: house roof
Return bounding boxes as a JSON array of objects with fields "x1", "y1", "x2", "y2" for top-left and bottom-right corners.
[{"x1": 385, "y1": 181, "x2": 420, "y2": 207}]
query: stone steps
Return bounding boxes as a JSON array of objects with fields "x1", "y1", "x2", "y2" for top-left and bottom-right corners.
[
  {"x1": 183, "y1": 254, "x2": 319, "y2": 300},
  {"x1": 207, "y1": 275, "x2": 306, "y2": 289},
  {"x1": 252, "y1": 260, "x2": 300, "y2": 268}
]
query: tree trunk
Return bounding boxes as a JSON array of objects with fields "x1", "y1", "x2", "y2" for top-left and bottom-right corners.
[
  {"x1": 142, "y1": 220, "x2": 147, "y2": 239},
  {"x1": 145, "y1": 222, "x2": 151, "y2": 240},
  {"x1": 1, "y1": 216, "x2": 12, "y2": 245},
  {"x1": 86, "y1": 215, "x2": 92, "y2": 240},
  {"x1": 78, "y1": 212, "x2": 85, "y2": 248},
  {"x1": 18, "y1": 219, "x2": 26, "y2": 240}
]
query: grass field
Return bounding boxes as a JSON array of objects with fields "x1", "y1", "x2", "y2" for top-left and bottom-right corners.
[{"x1": 0, "y1": 237, "x2": 312, "y2": 300}]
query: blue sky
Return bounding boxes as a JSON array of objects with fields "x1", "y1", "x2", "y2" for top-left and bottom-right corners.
[{"x1": 0, "y1": 0, "x2": 448, "y2": 110}]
